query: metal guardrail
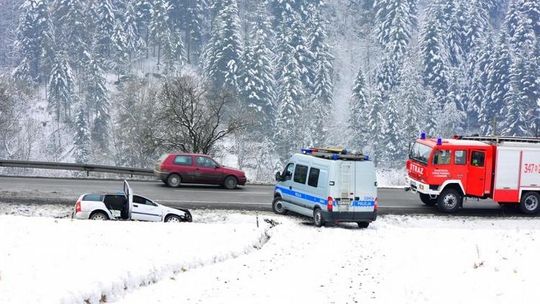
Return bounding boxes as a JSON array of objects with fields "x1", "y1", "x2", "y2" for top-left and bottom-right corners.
[{"x1": 0, "y1": 160, "x2": 154, "y2": 177}]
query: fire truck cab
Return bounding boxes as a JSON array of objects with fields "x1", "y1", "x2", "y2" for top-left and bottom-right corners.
[{"x1": 406, "y1": 135, "x2": 540, "y2": 214}]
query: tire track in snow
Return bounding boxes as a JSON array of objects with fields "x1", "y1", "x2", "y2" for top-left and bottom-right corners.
[{"x1": 90, "y1": 218, "x2": 279, "y2": 304}]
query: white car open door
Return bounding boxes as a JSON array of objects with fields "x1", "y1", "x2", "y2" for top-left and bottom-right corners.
[{"x1": 123, "y1": 180, "x2": 133, "y2": 219}]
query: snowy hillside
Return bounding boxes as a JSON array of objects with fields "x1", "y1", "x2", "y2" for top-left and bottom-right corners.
[{"x1": 0, "y1": 0, "x2": 538, "y2": 174}]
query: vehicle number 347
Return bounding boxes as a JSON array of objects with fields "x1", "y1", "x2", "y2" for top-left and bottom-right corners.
[{"x1": 524, "y1": 163, "x2": 540, "y2": 174}]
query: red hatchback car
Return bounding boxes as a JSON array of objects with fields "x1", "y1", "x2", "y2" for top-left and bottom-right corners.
[{"x1": 154, "y1": 153, "x2": 247, "y2": 189}]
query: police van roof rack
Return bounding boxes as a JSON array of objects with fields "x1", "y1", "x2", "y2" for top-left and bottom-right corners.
[
  {"x1": 301, "y1": 147, "x2": 369, "y2": 161},
  {"x1": 459, "y1": 135, "x2": 540, "y2": 144}
]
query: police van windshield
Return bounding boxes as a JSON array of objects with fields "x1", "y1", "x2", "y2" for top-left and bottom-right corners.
[{"x1": 409, "y1": 142, "x2": 432, "y2": 164}]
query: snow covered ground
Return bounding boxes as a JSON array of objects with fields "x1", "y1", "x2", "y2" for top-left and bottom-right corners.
[
  {"x1": 0, "y1": 210, "x2": 270, "y2": 304},
  {"x1": 0, "y1": 202, "x2": 72, "y2": 218},
  {"x1": 376, "y1": 168, "x2": 406, "y2": 188},
  {"x1": 2, "y1": 207, "x2": 539, "y2": 304}
]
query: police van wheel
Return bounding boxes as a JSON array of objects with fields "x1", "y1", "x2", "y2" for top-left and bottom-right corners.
[
  {"x1": 313, "y1": 208, "x2": 324, "y2": 227},
  {"x1": 357, "y1": 222, "x2": 369, "y2": 229},
  {"x1": 419, "y1": 193, "x2": 437, "y2": 206},
  {"x1": 519, "y1": 192, "x2": 540, "y2": 215},
  {"x1": 437, "y1": 188, "x2": 462, "y2": 213},
  {"x1": 272, "y1": 197, "x2": 288, "y2": 215}
]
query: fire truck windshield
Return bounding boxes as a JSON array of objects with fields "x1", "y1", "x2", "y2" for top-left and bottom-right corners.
[{"x1": 409, "y1": 142, "x2": 432, "y2": 164}]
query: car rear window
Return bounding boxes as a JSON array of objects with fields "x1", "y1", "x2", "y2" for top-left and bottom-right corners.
[
  {"x1": 174, "y1": 155, "x2": 193, "y2": 165},
  {"x1": 83, "y1": 194, "x2": 104, "y2": 201}
]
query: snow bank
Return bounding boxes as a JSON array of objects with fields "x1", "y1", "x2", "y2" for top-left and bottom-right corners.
[
  {"x1": 119, "y1": 215, "x2": 540, "y2": 304},
  {"x1": 3, "y1": 210, "x2": 539, "y2": 304},
  {"x1": 0, "y1": 213, "x2": 270, "y2": 304},
  {"x1": 0, "y1": 202, "x2": 72, "y2": 218}
]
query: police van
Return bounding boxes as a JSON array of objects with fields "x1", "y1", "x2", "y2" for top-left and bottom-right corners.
[{"x1": 273, "y1": 148, "x2": 378, "y2": 228}]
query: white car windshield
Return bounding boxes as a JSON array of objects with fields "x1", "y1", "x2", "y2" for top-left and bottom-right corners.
[{"x1": 409, "y1": 142, "x2": 432, "y2": 164}]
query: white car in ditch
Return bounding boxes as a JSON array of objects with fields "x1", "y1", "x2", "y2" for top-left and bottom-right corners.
[{"x1": 73, "y1": 181, "x2": 192, "y2": 223}]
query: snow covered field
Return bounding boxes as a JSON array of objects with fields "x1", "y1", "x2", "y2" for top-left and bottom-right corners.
[{"x1": 2, "y1": 207, "x2": 540, "y2": 304}]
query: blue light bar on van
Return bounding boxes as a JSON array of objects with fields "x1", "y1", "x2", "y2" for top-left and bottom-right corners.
[
  {"x1": 332, "y1": 153, "x2": 339, "y2": 160},
  {"x1": 301, "y1": 148, "x2": 312, "y2": 154},
  {"x1": 365, "y1": 155, "x2": 369, "y2": 160}
]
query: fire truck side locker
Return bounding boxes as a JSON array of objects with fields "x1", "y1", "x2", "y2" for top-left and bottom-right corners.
[{"x1": 492, "y1": 143, "x2": 540, "y2": 203}]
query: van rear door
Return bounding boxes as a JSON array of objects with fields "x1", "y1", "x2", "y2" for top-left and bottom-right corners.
[
  {"x1": 352, "y1": 161, "x2": 376, "y2": 212},
  {"x1": 337, "y1": 162, "x2": 354, "y2": 211}
]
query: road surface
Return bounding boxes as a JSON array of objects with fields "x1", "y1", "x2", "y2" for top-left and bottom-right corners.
[{"x1": 0, "y1": 176, "x2": 512, "y2": 216}]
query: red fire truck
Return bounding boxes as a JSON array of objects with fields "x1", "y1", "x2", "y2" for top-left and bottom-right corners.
[{"x1": 406, "y1": 135, "x2": 540, "y2": 214}]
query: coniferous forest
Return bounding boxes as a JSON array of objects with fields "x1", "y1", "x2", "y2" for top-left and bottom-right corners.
[{"x1": 0, "y1": 0, "x2": 538, "y2": 179}]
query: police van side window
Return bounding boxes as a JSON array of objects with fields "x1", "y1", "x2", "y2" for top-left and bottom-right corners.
[
  {"x1": 308, "y1": 167, "x2": 320, "y2": 187},
  {"x1": 455, "y1": 150, "x2": 467, "y2": 165},
  {"x1": 284, "y1": 163, "x2": 294, "y2": 180},
  {"x1": 293, "y1": 165, "x2": 308, "y2": 184}
]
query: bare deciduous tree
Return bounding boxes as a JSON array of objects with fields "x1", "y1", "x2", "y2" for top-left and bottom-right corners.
[
  {"x1": 113, "y1": 78, "x2": 163, "y2": 168},
  {"x1": 157, "y1": 75, "x2": 248, "y2": 154}
]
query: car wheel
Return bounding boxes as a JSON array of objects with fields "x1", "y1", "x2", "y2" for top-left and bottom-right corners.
[
  {"x1": 357, "y1": 222, "x2": 369, "y2": 229},
  {"x1": 419, "y1": 193, "x2": 437, "y2": 206},
  {"x1": 90, "y1": 211, "x2": 109, "y2": 220},
  {"x1": 183, "y1": 211, "x2": 193, "y2": 222},
  {"x1": 272, "y1": 197, "x2": 288, "y2": 215},
  {"x1": 519, "y1": 192, "x2": 540, "y2": 215},
  {"x1": 165, "y1": 215, "x2": 182, "y2": 223},
  {"x1": 223, "y1": 176, "x2": 238, "y2": 190},
  {"x1": 167, "y1": 174, "x2": 181, "y2": 188},
  {"x1": 437, "y1": 188, "x2": 462, "y2": 213},
  {"x1": 313, "y1": 208, "x2": 324, "y2": 227}
]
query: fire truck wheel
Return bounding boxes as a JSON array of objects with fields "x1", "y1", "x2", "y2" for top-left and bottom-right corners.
[
  {"x1": 519, "y1": 192, "x2": 540, "y2": 215},
  {"x1": 419, "y1": 193, "x2": 437, "y2": 206},
  {"x1": 437, "y1": 188, "x2": 462, "y2": 213}
]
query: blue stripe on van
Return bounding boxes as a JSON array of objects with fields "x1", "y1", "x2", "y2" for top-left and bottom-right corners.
[
  {"x1": 275, "y1": 185, "x2": 375, "y2": 207},
  {"x1": 275, "y1": 185, "x2": 327, "y2": 205}
]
